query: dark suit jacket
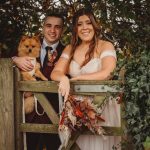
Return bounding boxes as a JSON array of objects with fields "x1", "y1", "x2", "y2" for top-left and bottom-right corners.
[
  {"x1": 25, "y1": 41, "x2": 65, "y2": 123},
  {"x1": 40, "y1": 41, "x2": 65, "y2": 80}
]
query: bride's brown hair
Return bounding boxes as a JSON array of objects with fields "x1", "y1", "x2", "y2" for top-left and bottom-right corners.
[{"x1": 70, "y1": 8, "x2": 100, "y2": 67}]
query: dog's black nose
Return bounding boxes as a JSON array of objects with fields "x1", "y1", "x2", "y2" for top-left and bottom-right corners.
[{"x1": 29, "y1": 49, "x2": 32, "y2": 53}]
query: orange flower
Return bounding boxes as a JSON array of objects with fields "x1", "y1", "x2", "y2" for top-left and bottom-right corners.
[
  {"x1": 87, "y1": 110, "x2": 96, "y2": 119},
  {"x1": 75, "y1": 107, "x2": 83, "y2": 118}
]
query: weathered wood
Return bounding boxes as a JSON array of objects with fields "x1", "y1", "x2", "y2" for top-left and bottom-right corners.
[
  {"x1": 0, "y1": 59, "x2": 125, "y2": 149},
  {"x1": 0, "y1": 59, "x2": 15, "y2": 150},
  {"x1": 93, "y1": 95, "x2": 106, "y2": 107},
  {"x1": 18, "y1": 81, "x2": 58, "y2": 93},
  {"x1": 14, "y1": 67, "x2": 24, "y2": 150},
  {"x1": 73, "y1": 84, "x2": 122, "y2": 93},
  {"x1": 17, "y1": 76, "x2": 123, "y2": 149},
  {"x1": 20, "y1": 123, "x2": 58, "y2": 133},
  {"x1": 71, "y1": 144, "x2": 81, "y2": 150},
  {"x1": 83, "y1": 126, "x2": 123, "y2": 136},
  {"x1": 62, "y1": 132, "x2": 81, "y2": 150},
  {"x1": 71, "y1": 80, "x2": 122, "y2": 85},
  {"x1": 18, "y1": 80, "x2": 122, "y2": 93},
  {"x1": 34, "y1": 93, "x2": 59, "y2": 124}
]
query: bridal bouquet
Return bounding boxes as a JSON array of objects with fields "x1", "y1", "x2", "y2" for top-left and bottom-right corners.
[{"x1": 59, "y1": 94, "x2": 106, "y2": 148}]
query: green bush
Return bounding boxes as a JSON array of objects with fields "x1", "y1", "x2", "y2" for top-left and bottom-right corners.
[
  {"x1": 143, "y1": 137, "x2": 150, "y2": 150},
  {"x1": 124, "y1": 51, "x2": 150, "y2": 149}
]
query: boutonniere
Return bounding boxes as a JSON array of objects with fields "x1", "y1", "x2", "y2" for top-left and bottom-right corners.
[{"x1": 47, "y1": 50, "x2": 58, "y2": 66}]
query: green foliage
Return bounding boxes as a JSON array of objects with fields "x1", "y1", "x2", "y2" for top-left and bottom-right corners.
[
  {"x1": 0, "y1": 1, "x2": 149, "y2": 149},
  {"x1": 124, "y1": 51, "x2": 150, "y2": 149},
  {"x1": 0, "y1": 0, "x2": 67, "y2": 57},
  {"x1": 143, "y1": 137, "x2": 150, "y2": 150},
  {"x1": 0, "y1": 0, "x2": 149, "y2": 57}
]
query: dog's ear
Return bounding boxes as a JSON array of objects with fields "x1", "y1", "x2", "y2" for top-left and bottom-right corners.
[
  {"x1": 20, "y1": 36, "x2": 27, "y2": 42},
  {"x1": 34, "y1": 32, "x2": 43, "y2": 42},
  {"x1": 18, "y1": 36, "x2": 27, "y2": 50},
  {"x1": 33, "y1": 35, "x2": 40, "y2": 43}
]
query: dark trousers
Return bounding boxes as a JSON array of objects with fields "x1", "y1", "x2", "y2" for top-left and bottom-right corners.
[
  {"x1": 26, "y1": 133, "x2": 60, "y2": 150},
  {"x1": 25, "y1": 93, "x2": 60, "y2": 150}
]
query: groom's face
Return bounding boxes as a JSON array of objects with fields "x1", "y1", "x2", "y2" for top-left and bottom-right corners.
[{"x1": 43, "y1": 16, "x2": 63, "y2": 45}]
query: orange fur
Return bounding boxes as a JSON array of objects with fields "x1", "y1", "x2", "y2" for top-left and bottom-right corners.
[
  {"x1": 18, "y1": 36, "x2": 47, "y2": 81},
  {"x1": 18, "y1": 36, "x2": 47, "y2": 114}
]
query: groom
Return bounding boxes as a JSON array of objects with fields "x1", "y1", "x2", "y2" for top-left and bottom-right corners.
[{"x1": 12, "y1": 11, "x2": 65, "y2": 150}]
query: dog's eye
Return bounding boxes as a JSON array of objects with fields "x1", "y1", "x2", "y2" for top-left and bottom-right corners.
[
  {"x1": 32, "y1": 45, "x2": 35, "y2": 48},
  {"x1": 25, "y1": 45, "x2": 29, "y2": 48}
]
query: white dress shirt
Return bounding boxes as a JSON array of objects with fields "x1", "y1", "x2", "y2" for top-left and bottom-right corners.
[{"x1": 40, "y1": 38, "x2": 59, "y2": 66}]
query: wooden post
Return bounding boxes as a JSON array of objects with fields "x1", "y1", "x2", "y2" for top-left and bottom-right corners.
[
  {"x1": 0, "y1": 58, "x2": 15, "y2": 150},
  {"x1": 14, "y1": 67, "x2": 23, "y2": 150}
]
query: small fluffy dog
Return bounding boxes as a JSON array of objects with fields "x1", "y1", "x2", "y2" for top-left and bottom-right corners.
[
  {"x1": 18, "y1": 35, "x2": 47, "y2": 81},
  {"x1": 18, "y1": 35, "x2": 47, "y2": 114}
]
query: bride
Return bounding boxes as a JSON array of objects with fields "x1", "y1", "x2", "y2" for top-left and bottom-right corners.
[{"x1": 51, "y1": 8, "x2": 121, "y2": 150}]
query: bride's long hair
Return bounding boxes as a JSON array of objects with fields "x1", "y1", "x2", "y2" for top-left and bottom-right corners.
[{"x1": 71, "y1": 8, "x2": 101, "y2": 67}]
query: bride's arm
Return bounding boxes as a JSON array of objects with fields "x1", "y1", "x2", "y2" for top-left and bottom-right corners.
[{"x1": 51, "y1": 45, "x2": 71, "y2": 100}]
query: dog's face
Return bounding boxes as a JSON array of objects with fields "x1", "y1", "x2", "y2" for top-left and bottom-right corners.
[{"x1": 18, "y1": 36, "x2": 41, "y2": 58}]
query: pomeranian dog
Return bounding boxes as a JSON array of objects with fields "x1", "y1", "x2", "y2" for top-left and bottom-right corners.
[
  {"x1": 18, "y1": 35, "x2": 47, "y2": 81},
  {"x1": 18, "y1": 35, "x2": 47, "y2": 114}
]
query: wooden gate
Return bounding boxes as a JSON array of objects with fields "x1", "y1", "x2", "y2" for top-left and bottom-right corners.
[
  {"x1": 0, "y1": 59, "x2": 15, "y2": 150},
  {"x1": 0, "y1": 58, "x2": 124, "y2": 150}
]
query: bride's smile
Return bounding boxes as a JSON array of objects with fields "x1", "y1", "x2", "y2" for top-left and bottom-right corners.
[{"x1": 77, "y1": 15, "x2": 94, "y2": 42}]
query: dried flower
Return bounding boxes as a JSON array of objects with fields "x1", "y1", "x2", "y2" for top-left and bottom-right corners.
[{"x1": 59, "y1": 94, "x2": 107, "y2": 148}]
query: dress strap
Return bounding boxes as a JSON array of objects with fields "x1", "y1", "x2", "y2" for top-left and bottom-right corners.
[
  {"x1": 60, "y1": 53, "x2": 70, "y2": 60},
  {"x1": 100, "y1": 50, "x2": 117, "y2": 59}
]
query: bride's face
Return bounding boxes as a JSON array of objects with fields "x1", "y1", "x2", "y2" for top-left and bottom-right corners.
[{"x1": 77, "y1": 15, "x2": 95, "y2": 42}]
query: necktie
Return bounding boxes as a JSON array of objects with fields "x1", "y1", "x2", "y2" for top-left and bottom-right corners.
[
  {"x1": 43, "y1": 46, "x2": 53, "y2": 68},
  {"x1": 42, "y1": 46, "x2": 57, "y2": 79}
]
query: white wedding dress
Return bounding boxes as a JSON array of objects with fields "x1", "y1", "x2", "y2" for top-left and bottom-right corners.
[{"x1": 69, "y1": 50, "x2": 121, "y2": 150}]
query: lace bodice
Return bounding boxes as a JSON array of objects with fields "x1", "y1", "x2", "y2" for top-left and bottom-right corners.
[{"x1": 69, "y1": 50, "x2": 116, "y2": 77}]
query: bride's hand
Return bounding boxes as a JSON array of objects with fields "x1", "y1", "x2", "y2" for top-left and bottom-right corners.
[{"x1": 58, "y1": 76, "x2": 70, "y2": 101}]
